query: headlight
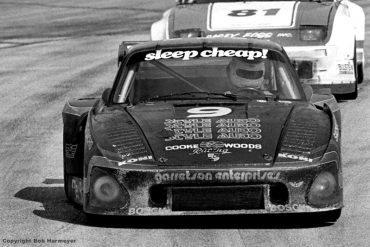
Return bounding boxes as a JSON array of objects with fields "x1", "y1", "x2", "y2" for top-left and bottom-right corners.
[
  {"x1": 93, "y1": 176, "x2": 120, "y2": 203},
  {"x1": 89, "y1": 168, "x2": 130, "y2": 209},
  {"x1": 300, "y1": 26, "x2": 326, "y2": 41},
  {"x1": 308, "y1": 171, "x2": 338, "y2": 207},
  {"x1": 173, "y1": 29, "x2": 204, "y2": 38}
]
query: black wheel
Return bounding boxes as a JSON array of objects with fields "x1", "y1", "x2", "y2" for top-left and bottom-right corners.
[
  {"x1": 340, "y1": 82, "x2": 358, "y2": 100},
  {"x1": 63, "y1": 172, "x2": 71, "y2": 201},
  {"x1": 357, "y1": 63, "x2": 364, "y2": 84}
]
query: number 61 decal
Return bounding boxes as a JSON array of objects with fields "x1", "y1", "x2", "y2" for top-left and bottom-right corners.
[{"x1": 187, "y1": 107, "x2": 232, "y2": 118}]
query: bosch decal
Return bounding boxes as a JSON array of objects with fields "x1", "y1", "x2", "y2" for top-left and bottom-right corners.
[
  {"x1": 128, "y1": 207, "x2": 171, "y2": 215},
  {"x1": 270, "y1": 204, "x2": 308, "y2": 212}
]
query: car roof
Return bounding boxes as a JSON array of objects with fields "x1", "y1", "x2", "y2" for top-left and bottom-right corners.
[{"x1": 126, "y1": 38, "x2": 284, "y2": 55}]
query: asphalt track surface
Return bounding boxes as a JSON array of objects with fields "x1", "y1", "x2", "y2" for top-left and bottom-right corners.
[{"x1": 0, "y1": 0, "x2": 370, "y2": 246}]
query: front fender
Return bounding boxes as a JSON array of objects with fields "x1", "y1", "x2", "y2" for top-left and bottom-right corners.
[{"x1": 62, "y1": 98, "x2": 99, "y2": 175}]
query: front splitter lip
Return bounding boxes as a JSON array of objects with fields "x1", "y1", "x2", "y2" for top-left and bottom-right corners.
[{"x1": 83, "y1": 153, "x2": 342, "y2": 216}]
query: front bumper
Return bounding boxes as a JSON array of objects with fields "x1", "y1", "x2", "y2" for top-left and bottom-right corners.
[
  {"x1": 285, "y1": 46, "x2": 356, "y2": 95},
  {"x1": 75, "y1": 152, "x2": 342, "y2": 216}
]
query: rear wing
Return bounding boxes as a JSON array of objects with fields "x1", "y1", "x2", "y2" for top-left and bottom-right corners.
[{"x1": 118, "y1": 41, "x2": 146, "y2": 66}]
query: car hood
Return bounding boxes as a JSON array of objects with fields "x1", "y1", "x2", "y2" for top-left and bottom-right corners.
[{"x1": 92, "y1": 101, "x2": 331, "y2": 166}]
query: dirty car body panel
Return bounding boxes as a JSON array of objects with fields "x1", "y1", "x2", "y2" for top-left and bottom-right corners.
[{"x1": 62, "y1": 38, "x2": 342, "y2": 221}]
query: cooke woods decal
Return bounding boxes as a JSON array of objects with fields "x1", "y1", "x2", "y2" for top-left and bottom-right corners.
[
  {"x1": 166, "y1": 141, "x2": 262, "y2": 162},
  {"x1": 164, "y1": 107, "x2": 262, "y2": 161}
]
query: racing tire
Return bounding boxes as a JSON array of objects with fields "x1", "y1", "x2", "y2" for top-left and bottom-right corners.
[
  {"x1": 63, "y1": 172, "x2": 71, "y2": 202},
  {"x1": 308, "y1": 209, "x2": 342, "y2": 223},
  {"x1": 357, "y1": 63, "x2": 364, "y2": 84},
  {"x1": 340, "y1": 82, "x2": 358, "y2": 100}
]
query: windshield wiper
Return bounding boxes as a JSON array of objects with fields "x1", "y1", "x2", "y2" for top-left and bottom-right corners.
[
  {"x1": 150, "y1": 60, "x2": 207, "y2": 92},
  {"x1": 144, "y1": 91, "x2": 238, "y2": 102},
  {"x1": 224, "y1": 90, "x2": 280, "y2": 101},
  {"x1": 265, "y1": 93, "x2": 279, "y2": 101}
]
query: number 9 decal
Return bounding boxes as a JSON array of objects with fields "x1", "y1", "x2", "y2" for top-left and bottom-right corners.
[{"x1": 187, "y1": 107, "x2": 232, "y2": 118}]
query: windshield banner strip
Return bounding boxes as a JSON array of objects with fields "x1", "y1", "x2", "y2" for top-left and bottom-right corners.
[{"x1": 145, "y1": 48, "x2": 268, "y2": 61}]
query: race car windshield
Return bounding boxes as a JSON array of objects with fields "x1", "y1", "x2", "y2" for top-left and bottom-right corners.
[{"x1": 114, "y1": 48, "x2": 304, "y2": 104}]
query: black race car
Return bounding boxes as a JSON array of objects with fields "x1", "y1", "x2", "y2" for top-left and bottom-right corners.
[{"x1": 63, "y1": 38, "x2": 342, "y2": 222}]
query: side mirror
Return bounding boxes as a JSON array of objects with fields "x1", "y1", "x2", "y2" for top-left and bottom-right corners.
[
  {"x1": 102, "y1": 88, "x2": 111, "y2": 104},
  {"x1": 302, "y1": 84, "x2": 313, "y2": 101}
]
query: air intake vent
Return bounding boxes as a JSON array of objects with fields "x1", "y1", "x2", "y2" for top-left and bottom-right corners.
[
  {"x1": 277, "y1": 108, "x2": 331, "y2": 162},
  {"x1": 106, "y1": 121, "x2": 150, "y2": 158},
  {"x1": 280, "y1": 119, "x2": 317, "y2": 154},
  {"x1": 171, "y1": 185, "x2": 264, "y2": 211}
]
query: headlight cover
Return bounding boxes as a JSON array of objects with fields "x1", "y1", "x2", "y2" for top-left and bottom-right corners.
[
  {"x1": 300, "y1": 26, "x2": 327, "y2": 41},
  {"x1": 173, "y1": 29, "x2": 204, "y2": 38},
  {"x1": 89, "y1": 167, "x2": 130, "y2": 209},
  {"x1": 308, "y1": 171, "x2": 340, "y2": 208}
]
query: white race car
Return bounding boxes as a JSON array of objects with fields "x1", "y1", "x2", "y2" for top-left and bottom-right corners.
[{"x1": 151, "y1": 0, "x2": 365, "y2": 99}]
